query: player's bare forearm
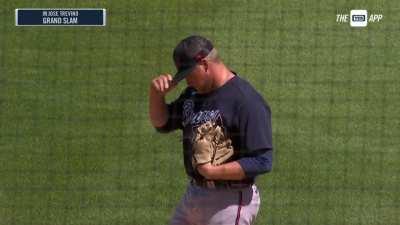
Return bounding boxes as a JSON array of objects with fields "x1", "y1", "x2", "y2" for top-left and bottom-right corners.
[
  {"x1": 148, "y1": 74, "x2": 175, "y2": 128},
  {"x1": 197, "y1": 161, "x2": 246, "y2": 180},
  {"x1": 149, "y1": 88, "x2": 169, "y2": 127}
]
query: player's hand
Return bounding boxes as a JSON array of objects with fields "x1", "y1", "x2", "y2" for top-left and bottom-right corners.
[
  {"x1": 150, "y1": 74, "x2": 176, "y2": 97},
  {"x1": 197, "y1": 163, "x2": 215, "y2": 180}
]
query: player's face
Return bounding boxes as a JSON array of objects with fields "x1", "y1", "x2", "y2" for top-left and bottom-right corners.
[{"x1": 185, "y1": 60, "x2": 212, "y2": 93}]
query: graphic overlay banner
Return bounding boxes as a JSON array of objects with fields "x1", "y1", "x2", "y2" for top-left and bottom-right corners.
[{"x1": 15, "y1": 9, "x2": 106, "y2": 26}]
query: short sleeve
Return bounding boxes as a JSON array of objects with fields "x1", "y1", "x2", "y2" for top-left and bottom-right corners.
[
  {"x1": 154, "y1": 102, "x2": 183, "y2": 133},
  {"x1": 155, "y1": 87, "x2": 193, "y2": 133},
  {"x1": 238, "y1": 100, "x2": 273, "y2": 151}
]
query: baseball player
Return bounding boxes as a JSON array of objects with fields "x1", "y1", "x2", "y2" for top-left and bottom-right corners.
[{"x1": 148, "y1": 35, "x2": 273, "y2": 225}]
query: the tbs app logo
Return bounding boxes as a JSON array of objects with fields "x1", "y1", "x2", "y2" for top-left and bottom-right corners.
[
  {"x1": 350, "y1": 10, "x2": 367, "y2": 27},
  {"x1": 336, "y1": 9, "x2": 383, "y2": 27}
]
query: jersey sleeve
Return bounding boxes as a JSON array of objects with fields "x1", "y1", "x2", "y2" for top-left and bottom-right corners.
[
  {"x1": 238, "y1": 100, "x2": 273, "y2": 151},
  {"x1": 237, "y1": 149, "x2": 273, "y2": 177},
  {"x1": 236, "y1": 99, "x2": 273, "y2": 177},
  {"x1": 154, "y1": 88, "x2": 192, "y2": 133}
]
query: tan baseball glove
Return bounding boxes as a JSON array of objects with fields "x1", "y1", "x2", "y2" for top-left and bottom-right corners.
[{"x1": 192, "y1": 121, "x2": 234, "y2": 168}]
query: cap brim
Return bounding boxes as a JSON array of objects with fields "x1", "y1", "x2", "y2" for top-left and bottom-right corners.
[{"x1": 172, "y1": 66, "x2": 196, "y2": 84}]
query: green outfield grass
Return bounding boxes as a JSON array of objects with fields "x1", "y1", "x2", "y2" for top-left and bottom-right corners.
[{"x1": 1, "y1": 0, "x2": 399, "y2": 225}]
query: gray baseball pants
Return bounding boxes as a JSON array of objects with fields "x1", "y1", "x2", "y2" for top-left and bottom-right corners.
[{"x1": 170, "y1": 182, "x2": 260, "y2": 225}]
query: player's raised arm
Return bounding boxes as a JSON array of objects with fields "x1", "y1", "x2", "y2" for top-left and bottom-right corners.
[{"x1": 148, "y1": 74, "x2": 175, "y2": 128}]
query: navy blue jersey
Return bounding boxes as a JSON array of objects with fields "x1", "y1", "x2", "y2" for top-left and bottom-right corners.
[{"x1": 156, "y1": 72, "x2": 273, "y2": 180}]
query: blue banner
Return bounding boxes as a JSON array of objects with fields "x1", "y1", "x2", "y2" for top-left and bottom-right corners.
[{"x1": 16, "y1": 9, "x2": 106, "y2": 26}]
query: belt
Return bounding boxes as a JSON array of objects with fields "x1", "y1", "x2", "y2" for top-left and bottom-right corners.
[{"x1": 191, "y1": 178, "x2": 253, "y2": 190}]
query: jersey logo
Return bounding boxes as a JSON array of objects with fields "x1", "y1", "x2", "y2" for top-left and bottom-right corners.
[
  {"x1": 182, "y1": 100, "x2": 195, "y2": 126},
  {"x1": 182, "y1": 99, "x2": 222, "y2": 127}
]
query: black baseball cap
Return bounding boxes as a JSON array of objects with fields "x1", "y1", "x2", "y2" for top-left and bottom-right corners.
[{"x1": 172, "y1": 35, "x2": 214, "y2": 84}]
